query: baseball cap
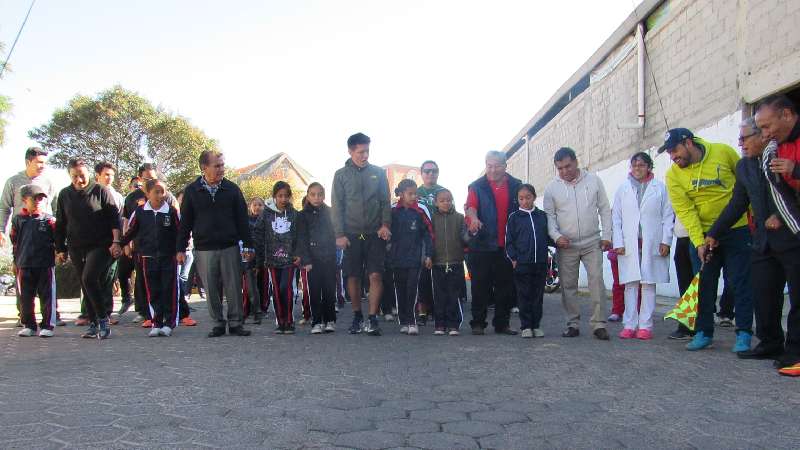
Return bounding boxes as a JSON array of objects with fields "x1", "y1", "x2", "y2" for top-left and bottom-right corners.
[
  {"x1": 658, "y1": 128, "x2": 694, "y2": 154},
  {"x1": 20, "y1": 184, "x2": 47, "y2": 199}
]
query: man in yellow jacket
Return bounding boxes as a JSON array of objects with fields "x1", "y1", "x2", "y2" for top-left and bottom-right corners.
[{"x1": 662, "y1": 128, "x2": 753, "y2": 353}]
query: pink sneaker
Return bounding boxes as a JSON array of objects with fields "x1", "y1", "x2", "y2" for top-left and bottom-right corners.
[
  {"x1": 636, "y1": 328, "x2": 653, "y2": 340},
  {"x1": 618, "y1": 328, "x2": 636, "y2": 339}
]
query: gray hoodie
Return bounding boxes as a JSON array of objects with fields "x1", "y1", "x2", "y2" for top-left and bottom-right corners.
[
  {"x1": 542, "y1": 169, "x2": 612, "y2": 248},
  {"x1": 0, "y1": 170, "x2": 58, "y2": 233}
]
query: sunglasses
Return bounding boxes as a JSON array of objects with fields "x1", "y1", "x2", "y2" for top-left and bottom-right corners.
[{"x1": 422, "y1": 168, "x2": 439, "y2": 174}]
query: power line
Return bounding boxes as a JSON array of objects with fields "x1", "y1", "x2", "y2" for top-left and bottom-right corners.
[{"x1": 0, "y1": 0, "x2": 37, "y2": 80}]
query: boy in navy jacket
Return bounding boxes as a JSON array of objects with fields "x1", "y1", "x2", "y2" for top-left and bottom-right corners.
[
  {"x1": 12, "y1": 185, "x2": 57, "y2": 337},
  {"x1": 121, "y1": 179, "x2": 181, "y2": 337},
  {"x1": 505, "y1": 184, "x2": 553, "y2": 338}
]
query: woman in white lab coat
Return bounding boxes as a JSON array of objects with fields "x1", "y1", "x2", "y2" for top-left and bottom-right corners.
[{"x1": 611, "y1": 152, "x2": 674, "y2": 340}]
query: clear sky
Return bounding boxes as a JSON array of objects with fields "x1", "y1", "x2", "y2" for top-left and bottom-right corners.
[{"x1": 0, "y1": 0, "x2": 639, "y2": 207}]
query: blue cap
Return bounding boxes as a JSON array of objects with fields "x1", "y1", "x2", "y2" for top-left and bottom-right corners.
[{"x1": 658, "y1": 128, "x2": 694, "y2": 153}]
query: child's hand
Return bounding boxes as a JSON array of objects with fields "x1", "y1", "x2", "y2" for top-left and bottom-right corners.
[
  {"x1": 424, "y1": 257, "x2": 432, "y2": 269},
  {"x1": 304, "y1": 264, "x2": 313, "y2": 272},
  {"x1": 55, "y1": 252, "x2": 67, "y2": 265},
  {"x1": 293, "y1": 256, "x2": 302, "y2": 266},
  {"x1": 511, "y1": 260, "x2": 517, "y2": 269},
  {"x1": 123, "y1": 245, "x2": 132, "y2": 257}
]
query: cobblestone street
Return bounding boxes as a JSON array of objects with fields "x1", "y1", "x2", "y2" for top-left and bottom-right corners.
[{"x1": 1, "y1": 294, "x2": 798, "y2": 449}]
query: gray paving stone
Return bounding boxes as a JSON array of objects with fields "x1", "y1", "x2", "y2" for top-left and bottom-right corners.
[
  {"x1": 408, "y1": 408, "x2": 468, "y2": 424},
  {"x1": 408, "y1": 432, "x2": 479, "y2": 449},
  {"x1": 349, "y1": 406, "x2": 406, "y2": 421},
  {"x1": 435, "y1": 401, "x2": 488, "y2": 413},
  {"x1": 380, "y1": 399, "x2": 436, "y2": 411},
  {"x1": 308, "y1": 414, "x2": 375, "y2": 433},
  {"x1": 51, "y1": 425, "x2": 127, "y2": 445},
  {"x1": 442, "y1": 420, "x2": 504, "y2": 437},
  {"x1": 376, "y1": 418, "x2": 440, "y2": 434},
  {"x1": 334, "y1": 431, "x2": 406, "y2": 449},
  {"x1": 469, "y1": 409, "x2": 529, "y2": 424}
]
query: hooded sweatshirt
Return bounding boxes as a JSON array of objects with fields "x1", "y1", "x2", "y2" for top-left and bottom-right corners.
[
  {"x1": 542, "y1": 169, "x2": 612, "y2": 248},
  {"x1": 431, "y1": 204, "x2": 470, "y2": 267},
  {"x1": 331, "y1": 159, "x2": 392, "y2": 237},
  {"x1": 665, "y1": 137, "x2": 747, "y2": 248},
  {"x1": 253, "y1": 199, "x2": 308, "y2": 268}
]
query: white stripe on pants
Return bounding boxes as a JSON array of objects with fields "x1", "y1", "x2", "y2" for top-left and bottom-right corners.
[{"x1": 622, "y1": 282, "x2": 656, "y2": 330}]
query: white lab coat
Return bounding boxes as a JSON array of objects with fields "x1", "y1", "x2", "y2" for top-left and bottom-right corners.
[{"x1": 611, "y1": 176, "x2": 674, "y2": 284}]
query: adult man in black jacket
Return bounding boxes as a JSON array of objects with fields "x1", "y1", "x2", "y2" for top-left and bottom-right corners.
[
  {"x1": 705, "y1": 117, "x2": 800, "y2": 369},
  {"x1": 177, "y1": 150, "x2": 253, "y2": 337}
]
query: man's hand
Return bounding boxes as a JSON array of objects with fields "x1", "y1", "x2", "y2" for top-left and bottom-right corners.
[
  {"x1": 765, "y1": 214, "x2": 782, "y2": 230},
  {"x1": 304, "y1": 264, "x2": 313, "y2": 272},
  {"x1": 0, "y1": 232, "x2": 6, "y2": 247},
  {"x1": 614, "y1": 247, "x2": 625, "y2": 256},
  {"x1": 704, "y1": 236, "x2": 719, "y2": 250},
  {"x1": 467, "y1": 217, "x2": 483, "y2": 234},
  {"x1": 378, "y1": 225, "x2": 391, "y2": 241},
  {"x1": 424, "y1": 257, "x2": 432, "y2": 269},
  {"x1": 176, "y1": 252, "x2": 186, "y2": 265},
  {"x1": 600, "y1": 240, "x2": 611, "y2": 251},
  {"x1": 511, "y1": 260, "x2": 517, "y2": 269},
  {"x1": 109, "y1": 243, "x2": 122, "y2": 259},
  {"x1": 556, "y1": 236, "x2": 570, "y2": 249},
  {"x1": 56, "y1": 252, "x2": 67, "y2": 265},
  {"x1": 336, "y1": 236, "x2": 350, "y2": 249},
  {"x1": 697, "y1": 244, "x2": 714, "y2": 264},
  {"x1": 123, "y1": 245, "x2": 132, "y2": 257},
  {"x1": 658, "y1": 243, "x2": 670, "y2": 257},
  {"x1": 769, "y1": 158, "x2": 796, "y2": 175},
  {"x1": 242, "y1": 250, "x2": 254, "y2": 262},
  {"x1": 293, "y1": 256, "x2": 302, "y2": 266}
]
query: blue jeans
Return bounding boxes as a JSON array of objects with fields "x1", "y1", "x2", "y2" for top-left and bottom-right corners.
[
  {"x1": 695, "y1": 227, "x2": 753, "y2": 336},
  {"x1": 178, "y1": 249, "x2": 194, "y2": 298}
]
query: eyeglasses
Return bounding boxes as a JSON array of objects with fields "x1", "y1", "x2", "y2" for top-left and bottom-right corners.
[
  {"x1": 738, "y1": 132, "x2": 758, "y2": 142},
  {"x1": 422, "y1": 168, "x2": 439, "y2": 174}
]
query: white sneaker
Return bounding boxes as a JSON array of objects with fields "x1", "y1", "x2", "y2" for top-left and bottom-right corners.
[
  {"x1": 132, "y1": 314, "x2": 146, "y2": 323},
  {"x1": 433, "y1": 329, "x2": 446, "y2": 336},
  {"x1": 607, "y1": 313, "x2": 621, "y2": 322},
  {"x1": 521, "y1": 328, "x2": 533, "y2": 338},
  {"x1": 511, "y1": 307, "x2": 520, "y2": 314},
  {"x1": 38, "y1": 329, "x2": 54, "y2": 338},
  {"x1": 533, "y1": 328, "x2": 545, "y2": 338},
  {"x1": 384, "y1": 313, "x2": 394, "y2": 322},
  {"x1": 448, "y1": 329, "x2": 460, "y2": 336},
  {"x1": 399, "y1": 326, "x2": 409, "y2": 334},
  {"x1": 311, "y1": 324, "x2": 323, "y2": 334},
  {"x1": 391, "y1": 307, "x2": 398, "y2": 315},
  {"x1": 298, "y1": 318, "x2": 308, "y2": 325},
  {"x1": 324, "y1": 322, "x2": 336, "y2": 333},
  {"x1": 159, "y1": 326, "x2": 172, "y2": 337},
  {"x1": 408, "y1": 325, "x2": 419, "y2": 336},
  {"x1": 148, "y1": 327, "x2": 160, "y2": 337},
  {"x1": 17, "y1": 328, "x2": 34, "y2": 337}
]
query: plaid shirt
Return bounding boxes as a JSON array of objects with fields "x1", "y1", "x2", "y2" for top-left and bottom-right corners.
[{"x1": 200, "y1": 176, "x2": 220, "y2": 201}]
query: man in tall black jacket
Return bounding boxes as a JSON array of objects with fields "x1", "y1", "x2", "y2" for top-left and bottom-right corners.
[
  {"x1": 706, "y1": 117, "x2": 800, "y2": 369},
  {"x1": 177, "y1": 150, "x2": 253, "y2": 337}
]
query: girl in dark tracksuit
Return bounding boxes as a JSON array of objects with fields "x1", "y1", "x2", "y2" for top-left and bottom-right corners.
[
  {"x1": 254, "y1": 181, "x2": 308, "y2": 335},
  {"x1": 505, "y1": 184, "x2": 553, "y2": 337},
  {"x1": 298, "y1": 183, "x2": 338, "y2": 334},
  {"x1": 121, "y1": 179, "x2": 181, "y2": 337},
  {"x1": 243, "y1": 197, "x2": 265, "y2": 324},
  {"x1": 389, "y1": 179, "x2": 433, "y2": 335}
]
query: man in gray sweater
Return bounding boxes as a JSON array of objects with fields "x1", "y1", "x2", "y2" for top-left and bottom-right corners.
[{"x1": 543, "y1": 147, "x2": 613, "y2": 340}]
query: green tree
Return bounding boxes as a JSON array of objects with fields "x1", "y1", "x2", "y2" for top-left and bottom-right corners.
[
  {"x1": 237, "y1": 175, "x2": 305, "y2": 210},
  {"x1": 28, "y1": 85, "x2": 218, "y2": 191},
  {"x1": 0, "y1": 41, "x2": 11, "y2": 147}
]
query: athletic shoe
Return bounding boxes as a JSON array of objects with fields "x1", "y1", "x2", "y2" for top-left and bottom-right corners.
[
  {"x1": 74, "y1": 317, "x2": 89, "y2": 326},
  {"x1": 159, "y1": 326, "x2": 172, "y2": 337},
  {"x1": 98, "y1": 319, "x2": 111, "y2": 339},
  {"x1": 774, "y1": 355, "x2": 800, "y2": 369},
  {"x1": 141, "y1": 320, "x2": 152, "y2": 328},
  {"x1": 274, "y1": 326, "x2": 284, "y2": 335},
  {"x1": 407, "y1": 325, "x2": 419, "y2": 336},
  {"x1": 511, "y1": 307, "x2": 520, "y2": 314},
  {"x1": 417, "y1": 314, "x2": 427, "y2": 326},
  {"x1": 81, "y1": 324, "x2": 98, "y2": 338},
  {"x1": 607, "y1": 313, "x2": 621, "y2": 322},
  {"x1": 55, "y1": 319, "x2": 66, "y2": 327},
  {"x1": 208, "y1": 326, "x2": 226, "y2": 337},
  {"x1": 117, "y1": 299, "x2": 133, "y2": 315},
  {"x1": 298, "y1": 318, "x2": 308, "y2": 325},
  {"x1": 311, "y1": 324, "x2": 324, "y2": 334},
  {"x1": 732, "y1": 331, "x2": 751, "y2": 353},
  {"x1": 533, "y1": 328, "x2": 545, "y2": 338},
  {"x1": 520, "y1": 328, "x2": 533, "y2": 338},
  {"x1": 198, "y1": 288, "x2": 206, "y2": 299},
  {"x1": 148, "y1": 327, "x2": 160, "y2": 337},
  {"x1": 619, "y1": 328, "x2": 636, "y2": 339},
  {"x1": 448, "y1": 329, "x2": 460, "y2": 336},
  {"x1": 686, "y1": 331, "x2": 713, "y2": 351},
  {"x1": 471, "y1": 326, "x2": 485, "y2": 335},
  {"x1": 718, "y1": 316, "x2": 735, "y2": 328},
  {"x1": 349, "y1": 315, "x2": 364, "y2": 334},
  {"x1": 636, "y1": 329, "x2": 653, "y2": 340},
  {"x1": 778, "y1": 362, "x2": 800, "y2": 377},
  {"x1": 180, "y1": 317, "x2": 198, "y2": 326},
  {"x1": 365, "y1": 316, "x2": 381, "y2": 336},
  {"x1": 434, "y1": 327, "x2": 446, "y2": 336},
  {"x1": 495, "y1": 327, "x2": 519, "y2": 336},
  {"x1": 561, "y1": 327, "x2": 580, "y2": 338},
  {"x1": 324, "y1": 322, "x2": 336, "y2": 333},
  {"x1": 38, "y1": 329, "x2": 54, "y2": 338},
  {"x1": 283, "y1": 325, "x2": 295, "y2": 335},
  {"x1": 15, "y1": 319, "x2": 22, "y2": 327},
  {"x1": 668, "y1": 328, "x2": 694, "y2": 340},
  {"x1": 109, "y1": 316, "x2": 120, "y2": 325},
  {"x1": 229, "y1": 325, "x2": 252, "y2": 336},
  {"x1": 251, "y1": 316, "x2": 262, "y2": 325},
  {"x1": 384, "y1": 314, "x2": 394, "y2": 322},
  {"x1": 400, "y1": 326, "x2": 410, "y2": 334},
  {"x1": 593, "y1": 328, "x2": 610, "y2": 340},
  {"x1": 132, "y1": 314, "x2": 145, "y2": 323},
  {"x1": 17, "y1": 328, "x2": 34, "y2": 337}
]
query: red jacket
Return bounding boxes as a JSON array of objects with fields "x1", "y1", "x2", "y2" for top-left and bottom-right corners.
[{"x1": 778, "y1": 119, "x2": 800, "y2": 191}]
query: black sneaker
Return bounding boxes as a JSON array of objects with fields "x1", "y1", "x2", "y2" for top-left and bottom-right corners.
[
  {"x1": 365, "y1": 316, "x2": 381, "y2": 336},
  {"x1": 81, "y1": 323, "x2": 98, "y2": 339},
  {"x1": 117, "y1": 299, "x2": 133, "y2": 315},
  {"x1": 98, "y1": 318, "x2": 111, "y2": 339},
  {"x1": 561, "y1": 327, "x2": 580, "y2": 338},
  {"x1": 229, "y1": 325, "x2": 251, "y2": 336},
  {"x1": 208, "y1": 326, "x2": 226, "y2": 337},
  {"x1": 349, "y1": 315, "x2": 364, "y2": 334},
  {"x1": 668, "y1": 328, "x2": 694, "y2": 340},
  {"x1": 417, "y1": 314, "x2": 428, "y2": 326},
  {"x1": 495, "y1": 327, "x2": 519, "y2": 335},
  {"x1": 471, "y1": 326, "x2": 485, "y2": 335},
  {"x1": 593, "y1": 328, "x2": 610, "y2": 341},
  {"x1": 284, "y1": 325, "x2": 295, "y2": 335}
]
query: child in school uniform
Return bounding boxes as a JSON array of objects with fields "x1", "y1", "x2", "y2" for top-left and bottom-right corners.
[
  {"x1": 243, "y1": 197, "x2": 265, "y2": 324},
  {"x1": 12, "y1": 184, "x2": 57, "y2": 338},
  {"x1": 505, "y1": 184, "x2": 552, "y2": 338},
  {"x1": 254, "y1": 181, "x2": 308, "y2": 335},
  {"x1": 298, "y1": 182, "x2": 338, "y2": 334},
  {"x1": 121, "y1": 179, "x2": 181, "y2": 337},
  {"x1": 389, "y1": 179, "x2": 433, "y2": 336},
  {"x1": 430, "y1": 189, "x2": 470, "y2": 336}
]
